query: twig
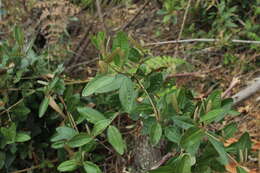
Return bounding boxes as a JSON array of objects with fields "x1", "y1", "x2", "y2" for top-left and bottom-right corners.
[
  {"x1": 11, "y1": 159, "x2": 58, "y2": 173},
  {"x1": 134, "y1": 76, "x2": 160, "y2": 121},
  {"x1": 49, "y1": 96, "x2": 66, "y2": 119},
  {"x1": 165, "y1": 65, "x2": 222, "y2": 81},
  {"x1": 222, "y1": 77, "x2": 240, "y2": 98},
  {"x1": 59, "y1": 96, "x2": 79, "y2": 132},
  {"x1": 64, "y1": 24, "x2": 93, "y2": 68},
  {"x1": 0, "y1": 99, "x2": 24, "y2": 116},
  {"x1": 0, "y1": 91, "x2": 35, "y2": 116},
  {"x1": 232, "y1": 77, "x2": 260, "y2": 105},
  {"x1": 65, "y1": 58, "x2": 98, "y2": 71},
  {"x1": 120, "y1": 0, "x2": 150, "y2": 31},
  {"x1": 96, "y1": 0, "x2": 108, "y2": 34},
  {"x1": 150, "y1": 152, "x2": 174, "y2": 170},
  {"x1": 166, "y1": 71, "x2": 205, "y2": 79},
  {"x1": 145, "y1": 39, "x2": 260, "y2": 46},
  {"x1": 174, "y1": 0, "x2": 192, "y2": 56},
  {"x1": 65, "y1": 79, "x2": 90, "y2": 85}
]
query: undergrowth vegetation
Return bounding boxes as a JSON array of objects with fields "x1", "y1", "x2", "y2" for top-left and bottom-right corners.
[{"x1": 0, "y1": 0, "x2": 259, "y2": 173}]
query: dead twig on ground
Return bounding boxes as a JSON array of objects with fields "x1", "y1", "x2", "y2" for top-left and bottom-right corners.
[
  {"x1": 150, "y1": 152, "x2": 174, "y2": 170},
  {"x1": 64, "y1": 24, "x2": 93, "y2": 69},
  {"x1": 120, "y1": 0, "x2": 150, "y2": 31},
  {"x1": 165, "y1": 65, "x2": 222, "y2": 81},
  {"x1": 96, "y1": 0, "x2": 109, "y2": 34},
  {"x1": 10, "y1": 159, "x2": 58, "y2": 173},
  {"x1": 145, "y1": 39, "x2": 260, "y2": 46},
  {"x1": 151, "y1": 153, "x2": 174, "y2": 170},
  {"x1": 65, "y1": 58, "x2": 99, "y2": 72},
  {"x1": 174, "y1": 0, "x2": 192, "y2": 56},
  {"x1": 222, "y1": 77, "x2": 240, "y2": 98},
  {"x1": 232, "y1": 77, "x2": 260, "y2": 105}
]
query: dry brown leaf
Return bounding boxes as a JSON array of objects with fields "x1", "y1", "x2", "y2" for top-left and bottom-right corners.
[
  {"x1": 224, "y1": 138, "x2": 238, "y2": 147},
  {"x1": 252, "y1": 140, "x2": 260, "y2": 151},
  {"x1": 238, "y1": 105, "x2": 251, "y2": 113},
  {"x1": 226, "y1": 161, "x2": 238, "y2": 173},
  {"x1": 49, "y1": 96, "x2": 66, "y2": 118},
  {"x1": 225, "y1": 161, "x2": 256, "y2": 173}
]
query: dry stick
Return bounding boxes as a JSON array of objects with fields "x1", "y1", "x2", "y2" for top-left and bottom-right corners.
[
  {"x1": 0, "y1": 91, "x2": 35, "y2": 116},
  {"x1": 65, "y1": 58, "x2": 99, "y2": 71},
  {"x1": 96, "y1": 0, "x2": 108, "y2": 34},
  {"x1": 58, "y1": 96, "x2": 79, "y2": 132},
  {"x1": 150, "y1": 152, "x2": 174, "y2": 170},
  {"x1": 120, "y1": 0, "x2": 150, "y2": 31},
  {"x1": 232, "y1": 77, "x2": 260, "y2": 105},
  {"x1": 174, "y1": 0, "x2": 192, "y2": 56},
  {"x1": 64, "y1": 24, "x2": 93, "y2": 68},
  {"x1": 10, "y1": 159, "x2": 58, "y2": 173},
  {"x1": 134, "y1": 77, "x2": 160, "y2": 121},
  {"x1": 145, "y1": 39, "x2": 260, "y2": 46},
  {"x1": 165, "y1": 65, "x2": 222, "y2": 81},
  {"x1": 222, "y1": 77, "x2": 240, "y2": 99},
  {"x1": 0, "y1": 99, "x2": 24, "y2": 116}
]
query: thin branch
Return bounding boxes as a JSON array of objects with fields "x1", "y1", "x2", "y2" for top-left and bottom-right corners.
[
  {"x1": 232, "y1": 77, "x2": 260, "y2": 105},
  {"x1": 10, "y1": 159, "x2": 58, "y2": 173},
  {"x1": 150, "y1": 152, "x2": 174, "y2": 170},
  {"x1": 134, "y1": 76, "x2": 160, "y2": 121},
  {"x1": 145, "y1": 39, "x2": 260, "y2": 46},
  {"x1": 0, "y1": 99, "x2": 24, "y2": 116},
  {"x1": 174, "y1": 0, "x2": 192, "y2": 56},
  {"x1": 0, "y1": 91, "x2": 35, "y2": 116},
  {"x1": 65, "y1": 58, "x2": 98, "y2": 71},
  {"x1": 222, "y1": 77, "x2": 240, "y2": 98},
  {"x1": 120, "y1": 0, "x2": 150, "y2": 31},
  {"x1": 96, "y1": 0, "x2": 108, "y2": 34},
  {"x1": 64, "y1": 24, "x2": 93, "y2": 68},
  {"x1": 165, "y1": 65, "x2": 222, "y2": 81}
]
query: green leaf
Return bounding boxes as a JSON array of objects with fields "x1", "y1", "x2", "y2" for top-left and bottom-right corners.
[
  {"x1": 77, "y1": 107, "x2": 106, "y2": 124},
  {"x1": 51, "y1": 126, "x2": 77, "y2": 142},
  {"x1": 237, "y1": 132, "x2": 251, "y2": 151},
  {"x1": 180, "y1": 127, "x2": 204, "y2": 151},
  {"x1": 57, "y1": 159, "x2": 78, "y2": 172},
  {"x1": 207, "y1": 90, "x2": 222, "y2": 109},
  {"x1": 95, "y1": 74, "x2": 126, "y2": 93},
  {"x1": 39, "y1": 96, "x2": 50, "y2": 118},
  {"x1": 82, "y1": 140, "x2": 97, "y2": 153},
  {"x1": 200, "y1": 108, "x2": 225, "y2": 124},
  {"x1": 91, "y1": 119, "x2": 111, "y2": 137},
  {"x1": 236, "y1": 166, "x2": 248, "y2": 173},
  {"x1": 172, "y1": 116, "x2": 194, "y2": 129},
  {"x1": 119, "y1": 77, "x2": 136, "y2": 113},
  {"x1": 12, "y1": 103, "x2": 30, "y2": 121},
  {"x1": 91, "y1": 32, "x2": 106, "y2": 50},
  {"x1": 228, "y1": 110, "x2": 240, "y2": 116},
  {"x1": 177, "y1": 154, "x2": 192, "y2": 173},
  {"x1": 51, "y1": 141, "x2": 65, "y2": 149},
  {"x1": 207, "y1": 133, "x2": 229, "y2": 165},
  {"x1": 82, "y1": 75, "x2": 116, "y2": 97},
  {"x1": 67, "y1": 133, "x2": 93, "y2": 148},
  {"x1": 149, "y1": 166, "x2": 173, "y2": 173},
  {"x1": 13, "y1": 26, "x2": 24, "y2": 47},
  {"x1": 83, "y1": 161, "x2": 102, "y2": 173},
  {"x1": 222, "y1": 123, "x2": 237, "y2": 139},
  {"x1": 0, "y1": 123, "x2": 16, "y2": 144},
  {"x1": 164, "y1": 126, "x2": 181, "y2": 144},
  {"x1": 112, "y1": 32, "x2": 130, "y2": 65},
  {"x1": 0, "y1": 151, "x2": 5, "y2": 169},
  {"x1": 107, "y1": 126, "x2": 125, "y2": 155},
  {"x1": 128, "y1": 48, "x2": 141, "y2": 62},
  {"x1": 15, "y1": 132, "x2": 31, "y2": 142},
  {"x1": 149, "y1": 122, "x2": 162, "y2": 146}
]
